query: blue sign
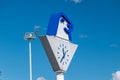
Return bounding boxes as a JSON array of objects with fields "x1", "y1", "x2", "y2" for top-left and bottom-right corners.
[{"x1": 46, "y1": 12, "x2": 73, "y2": 41}]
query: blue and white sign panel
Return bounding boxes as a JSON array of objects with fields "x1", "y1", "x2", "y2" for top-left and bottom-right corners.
[{"x1": 47, "y1": 13, "x2": 73, "y2": 41}]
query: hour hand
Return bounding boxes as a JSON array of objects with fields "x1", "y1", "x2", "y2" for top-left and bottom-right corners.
[
  {"x1": 64, "y1": 50, "x2": 68, "y2": 54},
  {"x1": 60, "y1": 57, "x2": 64, "y2": 63}
]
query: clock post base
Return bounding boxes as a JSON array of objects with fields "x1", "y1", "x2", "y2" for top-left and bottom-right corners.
[{"x1": 56, "y1": 72, "x2": 64, "y2": 80}]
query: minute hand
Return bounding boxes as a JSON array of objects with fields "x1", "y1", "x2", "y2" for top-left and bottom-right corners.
[{"x1": 60, "y1": 48, "x2": 66, "y2": 63}]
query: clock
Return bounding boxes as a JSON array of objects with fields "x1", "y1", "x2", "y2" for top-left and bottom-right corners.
[
  {"x1": 57, "y1": 44, "x2": 69, "y2": 66},
  {"x1": 40, "y1": 12, "x2": 77, "y2": 73},
  {"x1": 40, "y1": 36, "x2": 78, "y2": 72}
]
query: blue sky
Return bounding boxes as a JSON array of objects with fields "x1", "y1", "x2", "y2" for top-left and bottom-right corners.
[{"x1": 0, "y1": 0, "x2": 120, "y2": 80}]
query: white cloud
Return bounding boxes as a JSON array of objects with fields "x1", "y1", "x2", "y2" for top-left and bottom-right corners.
[
  {"x1": 65, "y1": 0, "x2": 68, "y2": 2},
  {"x1": 34, "y1": 25, "x2": 47, "y2": 34},
  {"x1": 79, "y1": 34, "x2": 88, "y2": 38},
  {"x1": 71, "y1": 0, "x2": 81, "y2": 4},
  {"x1": 34, "y1": 25, "x2": 47, "y2": 30},
  {"x1": 34, "y1": 25, "x2": 40, "y2": 30},
  {"x1": 109, "y1": 44, "x2": 119, "y2": 48},
  {"x1": 43, "y1": 27, "x2": 47, "y2": 30},
  {"x1": 37, "y1": 77, "x2": 46, "y2": 80},
  {"x1": 112, "y1": 71, "x2": 120, "y2": 80},
  {"x1": 65, "y1": 0, "x2": 81, "y2": 4}
]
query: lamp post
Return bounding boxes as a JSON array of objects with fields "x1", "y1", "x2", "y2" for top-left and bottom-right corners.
[{"x1": 24, "y1": 32, "x2": 36, "y2": 80}]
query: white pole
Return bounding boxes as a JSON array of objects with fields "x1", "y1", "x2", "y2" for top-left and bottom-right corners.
[
  {"x1": 29, "y1": 41, "x2": 32, "y2": 80},
  {"x1": 56, "y1": 72, "x2": 64, "y2": 80}
]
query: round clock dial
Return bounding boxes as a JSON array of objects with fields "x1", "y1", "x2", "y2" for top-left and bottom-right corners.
[{"x1": 57, "y1": 44, "x2": 69, "y2": 65}]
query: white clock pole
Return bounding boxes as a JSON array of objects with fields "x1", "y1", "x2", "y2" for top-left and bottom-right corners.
[{"x1": 56, "y1": 72, "x2": 64, "y2": 80}]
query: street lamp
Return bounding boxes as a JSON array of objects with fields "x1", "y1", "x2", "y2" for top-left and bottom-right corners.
[{"x1": 24, "y1": 32, "x2": 36, "y2": 80}]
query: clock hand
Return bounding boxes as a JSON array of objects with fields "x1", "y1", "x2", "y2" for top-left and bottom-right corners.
[
  {"x1": 62, "y1": 48, "x2": 65, "y2": 57},
  {"x1": 60, "y1": 56, "x2": 64, "y2": 63},
  {"x1": 60, "y1": 48, "x2": 65, "y2": 63},
  {"x1": 64, "y1": 50, "x2": 68, "y2": 54}
]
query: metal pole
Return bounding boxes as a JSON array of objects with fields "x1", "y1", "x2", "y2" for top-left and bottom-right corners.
[
  {"x1": 56, "y1": 72, "x2": 64, "y2": 80},
  {"x1": 24, "y1": 32, "x2": 36, "y2": 80},
  {"x1": 29, "y1": 41, "x2": 32, "y2": 80}
]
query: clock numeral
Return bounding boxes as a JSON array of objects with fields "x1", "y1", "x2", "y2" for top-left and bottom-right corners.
[
  {"x1": 67, "y1": 59, "x2": 69, "y2": 61},
  {"x1": 65, "y1": 46, "x2": 66, "y2": 49},
  {"x1": 62, "y1": 62, "x2": 64, "y2": 65},
  {"x1": 65, "y1": 61, "x2": 67, "y2": 64},
  {"x1": 67, "y1": 54, "x2": 69, "y2": 57},
  {"x1": 62, "y1": 44, "x2": 64, "y2": 47},
  {"x1": 58, "y1": 47, "x2": 60, "y2": 50},
  {"x1": 65, "y1": 50, "x2": 68, "y2": 53},
  {"x1": 57, "y1": 52, "x2": 59, "y2": 54},
  {"x1": 58, "y1": 57, "x2": 60, "y2": 59},
  {"x1": 60, "y1": 44, "x2": 61, "y2": 47}
]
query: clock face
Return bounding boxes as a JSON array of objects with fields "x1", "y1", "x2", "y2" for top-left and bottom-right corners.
[{"x1": 57, "y1": 43, "x2": 69, "y2": 66}]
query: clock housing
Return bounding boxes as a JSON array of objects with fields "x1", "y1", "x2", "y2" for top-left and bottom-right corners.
[{"x1": 40, "y1": 36, "x2": 78, "y2": 72}]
